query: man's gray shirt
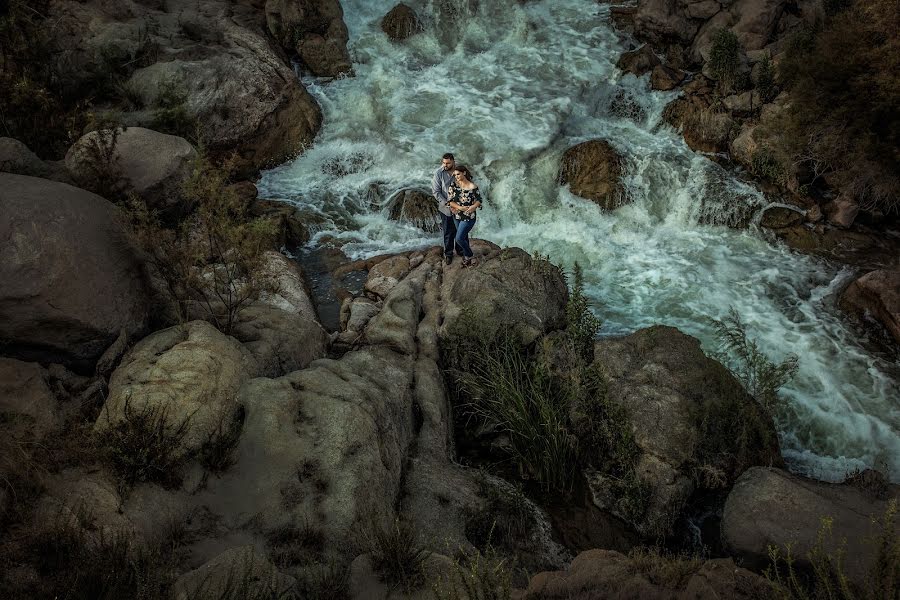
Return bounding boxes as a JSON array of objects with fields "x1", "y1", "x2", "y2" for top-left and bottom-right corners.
[{"x1": 432, "y1": 166, "x2": 454, "y2": 217}]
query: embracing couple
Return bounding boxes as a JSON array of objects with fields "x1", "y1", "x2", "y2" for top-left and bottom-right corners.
[{"x1": 431, "y1": 152, "x2": 484, "y2": 267}]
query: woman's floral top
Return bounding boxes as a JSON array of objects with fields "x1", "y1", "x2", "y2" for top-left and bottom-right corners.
[{"x1": 448, "y1": 183, "x2": 483, "y2": 221}]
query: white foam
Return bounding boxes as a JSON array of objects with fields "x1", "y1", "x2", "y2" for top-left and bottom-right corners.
[{"x1": 259, "y1": 0, "x2": 900, "y2": 481}]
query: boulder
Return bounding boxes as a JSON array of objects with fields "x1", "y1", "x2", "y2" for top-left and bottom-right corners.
[
  {"x1": 440, "y1": 245, "x2": 568, "y2": 347},
  {"x1": 632, "y1": 0, "x2": 700, "y2": 46},
  {"x1": 95, "y1": 320, "x2": 259, "y2": 456},
  {"x1": 685, "y1": 0, "x2": 722, "y2": 19},
  {"x1": 65, "y1": 127, "x2": 196, "y2": 214},
  {"x1": 250, "y1": 199, "x2": 314, "y2": 251},
  {"x1": 824, "y1": 196, "x2": 859, "y2": 228},
  {"x1": 381, "y1": 3, "x2": 422, "y2": 41},
  {"x1": 229, "y1": 252, "x2": 328, "y2": 377},
  {"x1": 0, "y1": 138, "x2": 49, "y2": 177},
  {"x1": 518, "y1": 549, "x2": 772, "y2": 599},
  {"x1": 730, "y1": 0, "x2": 786, "y2": 52},
  {"x1": 171, "y1": 546, "x2": 297, "y2": 600},
  {"x1": 590, "y1": 326, "x2": 783, "y2": 537},
  {"x1": 0, "y1": 358, "x2": 61, "y2": 438},
  {"x1": 839, "y1": 269, "x2": 900, "y2": 344},
  {"x1": 759, "y1": 205, "x2": 804, "y2": 229},
  {"x1": 557, "y1": 140, "x2": 626, "y2": 210},
  {"x1": 387, "y1": 189, "x2": 440, "y2": 233},
  {"x1": 365, "y1": 255, "x2": 412, "y2": 300},
  {"x1": 616, "y1": 45, "x2": 661, "y2": 76},
  {"x1": 650, "y1": 64, "x2": 686, "y2": 90},
  {"x1": 265, "y1": 0, "x2": 352, "y2": 77},
  {"x1": 722, "y1": 90, "x2": 761, "y2": 115},
  {"x1": 721, "y1": 467, "x2": 900, "y2": 589},
  {"x1": 200, "y1": 346, "x2": 417, "y2": 551},
  {"x1": 0, "y1": 174, "x2": 150, "y2": 370}
]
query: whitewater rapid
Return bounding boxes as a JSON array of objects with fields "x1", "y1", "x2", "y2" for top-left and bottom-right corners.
[{"x1": 258, "y1": 0, "x2": 899, "y2": 481}]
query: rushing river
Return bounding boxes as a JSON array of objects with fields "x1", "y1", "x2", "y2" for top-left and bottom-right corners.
[{"x1": 257, "y1": 0, "x2": 899, "y2": 482}]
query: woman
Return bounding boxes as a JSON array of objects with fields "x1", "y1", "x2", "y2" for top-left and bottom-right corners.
[{"x1": 447, "y1": 165, "x2": 483, "y2": 267}]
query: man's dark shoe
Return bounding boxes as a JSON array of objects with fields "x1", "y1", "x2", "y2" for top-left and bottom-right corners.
[{"x1": 445, "y1": 255, "x2": 453, "y2": 265}]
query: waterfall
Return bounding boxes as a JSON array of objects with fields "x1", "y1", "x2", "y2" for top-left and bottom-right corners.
[{"x1": 258, "y1": 0, "x2": 900, "y2": 482}]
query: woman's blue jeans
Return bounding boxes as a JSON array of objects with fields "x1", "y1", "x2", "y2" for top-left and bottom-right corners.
[{"x1": 455, "y1": 218, "x2": 476, "y2": 258}]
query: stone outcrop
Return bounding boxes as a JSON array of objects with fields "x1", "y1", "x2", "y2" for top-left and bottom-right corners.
[
  {"x1": 616, "y1": 44, "x2": 661, "y2": 76},
  {"x1": 381, "y1": 3, "x2": 422, "y2": 41},
  {"x1": 0, "y1": 174, "x2": 150, "y2": 370},
  {"x1": 0, "y1": 138, "x2": 49, "y2": 177},
  {"x1": 172, "y1": 546, "x2": 297, "y2": 600},
  {"x1": 386, "y1": 188, "x2": 440, "y2": 233},
  {"x1": 95, "y1": 320, "x2": 259, "y2": 456},
  {"x1": 48, "y1": 0, "x2": 324, "y2": 176},
  {"x1": 65, "y1": 127, "x2": 196, "y2": 215},
  {"x1": 839, "y1": 269, "x2": 900, "y2": 344},
  {"x1": 265, "y1": 0, "x2": 352, "y2": 77},
  {"x1": 721, "y1": 467, "x2": 899, "y2": 590},
  {"x1": 0, "y1": 358, "x2": 62, "y2": 438},
  {"x1": 557, "y1": 140, "x2": 626, "y2": 211},
  {"x1": 590, "y1": 326, "x2": 783, "y2": 537},
  {"x1": 518, "y1": 549, "x2": 772, "y2": 599},
  {"x1": 229, "y1": 251, "x2": 329, "y2": 377}
]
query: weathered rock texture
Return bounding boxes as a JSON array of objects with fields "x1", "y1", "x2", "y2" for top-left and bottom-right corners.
[
  {"x1": 591, "y1": 326, "x2": 783, "y2": 537},
  {"x1": 558, "y1": 140, "x2": 626, "y2": 210},
  {"x1": 387, "y1": 188, "x2": 440, "y2": 233},
  {"x1": 0, "y1": 173, "x2": 150, "y2": 369},
  {"x1": 518, "y1": 548, "x2": 772, "y2": 599},
  {"x1": 265, "y1": 0, "x2": 351, "y2": 77},
  {"x1": 381, "y1": 3, "x2": 422, "y2": 41},
  {"x1": 839, "y1": 269, "x2": 900, "y2": 344},
  {"x1": 722, "y1": 467, "x2": 900, "y2": 590},
  {"x1": 65, "y1": 127, "x2": 196, "y2": 214},
  {"x1": 0, "y1": 138, "x2": 49, "y2": 177}
]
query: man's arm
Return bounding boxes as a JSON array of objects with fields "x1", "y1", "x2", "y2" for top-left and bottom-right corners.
[{"x1": 432, "y1": 170, "x2": 448, "y2": 204}]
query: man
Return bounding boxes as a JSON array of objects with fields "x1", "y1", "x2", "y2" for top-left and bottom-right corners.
[{"x1": 432, "y1": 152, "x2": 462, "y2": 265}]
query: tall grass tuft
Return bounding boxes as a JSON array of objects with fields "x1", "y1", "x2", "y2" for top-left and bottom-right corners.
[{"x1": 359, "y1": 516, "x2": 429, "y2": 593}]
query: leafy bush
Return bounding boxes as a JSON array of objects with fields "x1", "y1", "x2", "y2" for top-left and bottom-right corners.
[
  {"x1": 750, "y1": 147, "x2": 790, "y2": 187},
  {"x1": 776, "y1": 0, "x2": 900, "y2": 213},
  {"x1": 708, "y1": 29, "x2": 742, "y2": 91},
  {"x1": 711, "y1": 308, "x2": 798, "y2": 414},
  {"x1": 566, "y1": 263, "x2": 601, "y2": 361},
  {"x1": 127, "y1": 152, "x2": 279, "y2": 333},
  {"x1": 150, "y1": 77, "x2": 196, "y2": 141}
]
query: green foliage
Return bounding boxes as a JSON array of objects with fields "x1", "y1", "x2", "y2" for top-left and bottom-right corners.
[
  {"x1": 70, "y1": 124, "x2": 131, "y2": 200},
  {"x1": 565, "y1": 263, "x2": 601, "y2": 362},
  {"x1": 432, "y1": 549, "x2": 512, "y2": 600},
  {"x1": 755, "y1": 54, "x2": 778, "y2": 103},
  {"x1": 151, "y1": 78, "x2": 196, "y2": 140},
  {"x1": 708, "y1": 29, "x2": 742, "y2": 91},
  {"x1": 750, "y1": 147, "x2": 790, "y2": 186},
  {"x1": 765, "y1": 501, "x2": 899, "y2": 599},
  {"x1": 360, "y1": 517, "x2": 429, "y2": 592},
  {"x1": 127, "y1": 152, "x2": 279, "y2": 333},
  {"x1": 776, "y1": 0, "x2": 900, "y2": 213},
  {"x1": 98, "y1": 395, "x2": 190, "y2": 492},
  {"x1": 712, "y1": 308, "x2": 799, "y2": 414}
]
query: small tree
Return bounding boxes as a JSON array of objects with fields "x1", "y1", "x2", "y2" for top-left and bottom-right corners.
[
  {"x1": 755, "y1": 54, "x2": 777, "y2": 103},
  {"x1": 128, "y1": 153, "x2": 278, "y2": 333}
]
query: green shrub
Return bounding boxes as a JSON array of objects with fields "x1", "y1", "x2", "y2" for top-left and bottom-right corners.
[
  {"x1": 708, "y1": 29, "x2": 742, "y2": 91},
  {"x1": 127, "y1": 152, "x2": 279, "y2": 333},
  {"x1": 776, "y1": 0, "x2": 900, "y2": 213},
  {"x1": 750, "y1": 147, "x2": 790, "y2": 186},
  {"x1": 97, "y1": 394, "x2": 190, "y2": 492},
  {"x1": 150, "y1": 78, "x2": 196, "y2": 140},
  {"x1": 359, "y1": 517, "x2": 429, "y2": 592},
  {"x1": 432, "y1": 549, "x2": 512, "y2": 600},
  {"x1": 755, "y1": 54, "x2": 777, "y2": 103},
  {"x1": 565, "y1": 263, "x2": 601, "y2": 362},
  {"x1": 711, "y1": 308, "x2": 798, "y2": 415}
]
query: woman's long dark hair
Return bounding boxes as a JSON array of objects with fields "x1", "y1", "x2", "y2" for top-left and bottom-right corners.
[{"x1": 453, "y1": 165, "x2": 474, "y2": 183}]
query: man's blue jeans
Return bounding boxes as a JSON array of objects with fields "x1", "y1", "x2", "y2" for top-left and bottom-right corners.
[
  {"x1": 440, "y1": 212, "x2": 461, "y2": 257},
  {"x1": 455, "y1": 218, "x2": 476, "y2": 258}
]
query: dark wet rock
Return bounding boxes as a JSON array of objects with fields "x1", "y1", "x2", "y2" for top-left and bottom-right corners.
[
  {"x1": 609, "y1": 89, "x2": 648, "y2": 122},
  {"x1": 650, "y1": 64, "x2": 686, "y2": 90},
  {"x1": 0, "y1": 138, "x2": 49, "y2": 177},
  {"x1": 558, "y1": 140, "x2": 627, "y2": 210},
  {"x1": 0, "y1": 174, "x2": 150, "y2": 370},
  {"x1": 386, "y1": 188, "x2": 440, "y2": 233},
  {"x1": 616, "y1": 44, "x2": 661, "y2": 76},
  {"x1": 381, "y1": 3, "x2": 422, "y2": 41},
  {"x1": 759, "y1": 205, "x2": 804, "y2": 229},
  {"x1": 839, "y1": 269, "x2": 900, "y2": 344},
  {"x1": 265, "y1": 0, "x2": 351, "y2": 77}
]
